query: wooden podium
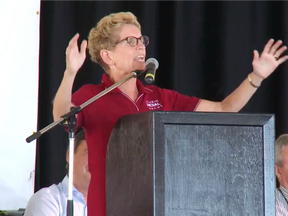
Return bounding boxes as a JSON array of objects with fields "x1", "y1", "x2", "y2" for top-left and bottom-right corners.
[{"x1": 106, "y1": 112, "x2": 275, "y2": 216}]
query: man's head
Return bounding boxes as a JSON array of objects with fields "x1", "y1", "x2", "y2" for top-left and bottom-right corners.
[
  {"x1": 66, "y1": 129, "x2": 90, "y2": 192},
  {"x1": 88, "y1": 12, "x2": 148, "y2": 76},
  {"x1": 275, "y1": 134, "x2": 288, "y2": 188}
]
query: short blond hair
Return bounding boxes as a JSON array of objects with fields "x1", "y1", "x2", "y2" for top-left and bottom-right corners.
[{"x1": 88, "y1": 12, "x2": 141, "y2": 69}]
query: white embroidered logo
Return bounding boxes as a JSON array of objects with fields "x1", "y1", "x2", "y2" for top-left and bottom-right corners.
[{"x1": 146, "y1": 100, "x2": 163, "y2": 110}]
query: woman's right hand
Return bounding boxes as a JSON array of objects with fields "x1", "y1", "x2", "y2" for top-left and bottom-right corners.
[{"x1": 65, "y1": 33, "x2": 87, "y2": 76}]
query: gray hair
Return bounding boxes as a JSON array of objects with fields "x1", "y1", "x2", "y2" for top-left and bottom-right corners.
[{"x1": 275, "y1": 134, "x2": 288, "y2": 166}]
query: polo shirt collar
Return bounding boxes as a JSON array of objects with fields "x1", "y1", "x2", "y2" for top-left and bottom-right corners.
[
  {"x1": 62, "y1": 175, "x2": 81, "y2": 197},
  {"x1": 101, "y1": 73, "x2": 152, "y2": 94},
  {"x1": 62, "y1": 175, "x2": 87, "y2": 204}
]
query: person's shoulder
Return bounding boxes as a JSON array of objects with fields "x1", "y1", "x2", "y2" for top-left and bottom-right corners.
[
  {"x1": 143, "y1": 84, "x2": 162, "y2": 92},
  {"x1": 143, "y1": 84, "x2": 176, "y2": 95},
  {"x1": 72, "y1": 83, "x2": 105, "y2": 104},
  {"x1": 75, "y1": 83, "x2": 105, "y2": 94},
  {"x1": 24, "y1": 183, "x2": 64, "y2": 216},
  {"x1": 29, "y1": 183, "x2": 62, "y2": 202}
]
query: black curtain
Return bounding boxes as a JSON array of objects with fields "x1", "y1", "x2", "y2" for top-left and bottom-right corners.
[{"x1": 36, "y1": 1, "x2": 288, "y2": 191}]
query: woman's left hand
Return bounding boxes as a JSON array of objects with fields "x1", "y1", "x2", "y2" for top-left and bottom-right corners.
[{"x1": 252, "y1": 39, "x2": 288, "y2": 80}]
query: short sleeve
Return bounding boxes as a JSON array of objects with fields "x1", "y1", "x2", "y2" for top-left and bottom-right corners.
[
  {"x1": 162, "y1": 88, "x2": 201, "y2": 111},
  {"x1": 71, "y1": 84, "x2": 96, "y2": 130}
]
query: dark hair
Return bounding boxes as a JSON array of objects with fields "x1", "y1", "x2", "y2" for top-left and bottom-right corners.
[{"x1": 66, "y1": 128, "x2": 86, "y2": 175}]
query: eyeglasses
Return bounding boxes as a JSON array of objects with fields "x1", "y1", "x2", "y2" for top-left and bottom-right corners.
[{"x1": 112, "y1": 35, "x2": 149, "y2": 47}]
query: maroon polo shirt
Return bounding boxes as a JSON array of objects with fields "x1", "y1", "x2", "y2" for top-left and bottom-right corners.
[{"x1": 71, "y1": 73, "x2": 201, "y2": 216}]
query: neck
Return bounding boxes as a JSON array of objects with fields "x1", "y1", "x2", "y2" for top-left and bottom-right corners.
[
  {"x1": 280, "y1": 181, "x2": 288, "y2": 190},
  {"x1": 109, "y1": 72, "x2": 139, "y2": 101},
  {"x1": 75, "y1": 184, "x2": 89, "y2": 203},
  {"x1": 281, "y1": 184, "x2": 288, "y2": 191}
]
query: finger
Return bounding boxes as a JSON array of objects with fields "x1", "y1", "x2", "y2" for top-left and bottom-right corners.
[
  {"x1": 277, "y1": 55, "x2": 288, "y2": 65},
  {"x1": 269, "y1": 40, "x2": 283, "y2": 54},
  {"x1": 66, "y1": 46, "x2": 72, "y2": 56},
  {"x1": 263, "y1": 39, "x2": 274, "y2": 53},
  {"x1": 253, "y1": 50, "x2": 259, "y2": 61},
  {"x1": 66, "y1": 33, "x2": 79, "y2": 55},
  {"x1": 274, "y1": 45, "x2": 287, "y2": 58},
  {"x1": 80, "y1": 40, "x2": 88, "y2": 56},
  {"x1": 68, "y1": 33, "x2": 79, "y2": 47}
]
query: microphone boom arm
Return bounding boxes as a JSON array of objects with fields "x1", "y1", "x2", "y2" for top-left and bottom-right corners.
[{"x1": 26, "y1": 70, "x2": 143, "y2": 143}]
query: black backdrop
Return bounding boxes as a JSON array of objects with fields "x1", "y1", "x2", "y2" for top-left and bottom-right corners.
[{"x1": 35, "y1": 1, "x2": 288, "y2": 191}]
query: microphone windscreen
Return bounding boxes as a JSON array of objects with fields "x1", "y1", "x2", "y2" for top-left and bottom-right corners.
[{"x1": 145, "y1": 58, "x2": 159, "y2": 69}]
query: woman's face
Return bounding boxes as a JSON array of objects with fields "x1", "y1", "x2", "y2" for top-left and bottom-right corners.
[{"x1": 108, "y1": 24, "x2": 149, "y2": 76}]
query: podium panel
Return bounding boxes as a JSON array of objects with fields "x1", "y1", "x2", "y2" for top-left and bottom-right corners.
[{"x1": 106, "y1": 112, "x2": 275, "y2": 216}]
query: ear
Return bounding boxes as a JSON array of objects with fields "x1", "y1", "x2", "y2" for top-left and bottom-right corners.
[
  {"x1": 100, "y1": 49, "x2": 114, "y2": 66},
  {"x1": 276, "y1": 164, "x2": 282, "y2": 181},
  {"x1": 66, "y1": 150, "x2": 69, "y2": 164}
]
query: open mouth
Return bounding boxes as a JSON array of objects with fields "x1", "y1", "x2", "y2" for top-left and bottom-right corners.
[{"x1": 134, "y1": 55, "x2": 145, "y2": 62}]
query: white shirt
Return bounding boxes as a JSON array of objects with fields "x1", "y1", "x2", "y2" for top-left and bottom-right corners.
[
  {"x1": 276, "y1": 185, "x2": 288, "y2": 216},
  {"x1": 24, "y1": 176, "x2": 87, "y2": 216}
]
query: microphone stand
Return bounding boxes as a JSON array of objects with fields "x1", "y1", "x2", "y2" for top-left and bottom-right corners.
[{"x1": 26, "y1": 70, "x2": 143, "y2": 216}]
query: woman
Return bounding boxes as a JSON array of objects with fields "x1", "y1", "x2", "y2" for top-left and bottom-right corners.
[{"x1": 53, "y1": 11, "x2": 287, "y2": 216}]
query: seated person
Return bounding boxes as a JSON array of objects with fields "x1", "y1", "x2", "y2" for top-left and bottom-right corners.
[
  {"x1": 24, "y1": 129, "x2": 90, "y2": 216},
  {"x1": 275, "y1": 134, "x2": 288, "y2": 215}
]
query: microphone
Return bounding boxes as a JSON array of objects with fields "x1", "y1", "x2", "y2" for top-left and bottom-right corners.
[{"x1": 144, "y1": 58, "x2": 159, "y2": 84}]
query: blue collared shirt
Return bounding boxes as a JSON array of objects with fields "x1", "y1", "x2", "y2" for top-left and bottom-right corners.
[{"x1": 24, "y1": 175, "x2": 87, "y2": 216}]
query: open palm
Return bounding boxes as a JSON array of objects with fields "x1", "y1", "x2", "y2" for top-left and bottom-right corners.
[
  {"x1": 66, "y1": 33, "x2": 87, "y2": 75},
  {"x1": 252, "y1": 39, "x2": 288, "y2": 79}
]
